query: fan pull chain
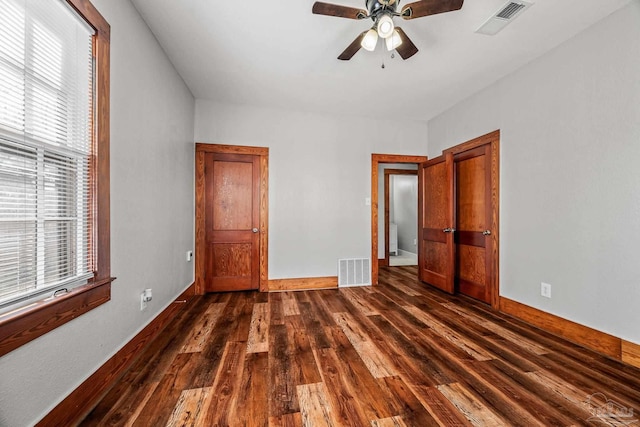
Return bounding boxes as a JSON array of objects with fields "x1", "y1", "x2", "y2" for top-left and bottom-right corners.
[{"x1": 381, "y1": 52, "x2": 395, "y2": 69}]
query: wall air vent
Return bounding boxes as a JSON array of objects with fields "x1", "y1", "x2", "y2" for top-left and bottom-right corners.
[
  {"x1": 496, "y1": 2, "x2": 526, "y2": 19},
  {"x1": 338, "y1": 258, "x2": 370, "y2": 287},
  {"x1": 476, "y1": 1, "x2": 533, "y2": 36}
]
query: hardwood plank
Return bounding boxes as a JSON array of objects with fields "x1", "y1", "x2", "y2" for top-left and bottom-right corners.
[
  {"x1": 202, "y1": 293, "x2": 252, "y2": 362},
  {"x1": 281, "y1": 291, "x2": 301, "y2": 316},
  {"x1": 525, "y1": 370, "x2": 593, "y2": 408},
  {"x1": 133, "y1": 352, "x2": 203, "y2": 426},
  {"x1": 469, "y1": 360, "x2": 582, "y2": 426},
  {"x1": 227, "y1": 291, "x2": 256, "y2": 342},
  {"x1": 297, "y1": 382, "x2": 337, "y2": 427},
  {"x1": 367, "y1": 314, "x2": 451, "y2": 387},
  {"x1": 287, "y1": 316, "x2": 323, "y2": 385},
  {"x1": 294, "y1": 300, "x2": 332, "y2": 349},
  {"x1": 333, "y1": 312, "x2": 398, "y2": 378},
  {"x1": 340, "y1": 287, "x2": 380, "y2": 316},
  {"x1": 402, "y1": 305, "x2": 495, "y2": 361},
  {"x1": 268, "y1": 412, "x2": 303, "y2": 427},
  {"x1": 165, "y1": 387, "x2": 210, "y2": 427},
  {"x1": 247, "y1": 302, "x2": 270, "y2": 354},
  {"x1": 123, "y1": 381, "x2": 159, "y2": 427},
  {"x1": 321, "y1": 327, "x2": 403, "y2": 421},
  {"x1": 443, "y1": 302, "x2": 549, "y2": 355},
  {"x1": 269, "y1": 292, "x2": 285, "y2": 326},
  {"x1": 269, "y1": 323, "x2": 300, "y2": 417},
  {"x1": 231, "y1": 352, "x2": 269, "y2": 427},
  {"x1": 313, "y1": 347, "x2": 369, "y2": 425},
  {"x1": 370, "y1": 415, "x2": 408, "y2": 427},
  {"x1": 201, "y1": 341, "x2": 247, "y2": 426},
  {"x1": 179, "y1": 302, "x2": 226, "y2": 353},
  {"x1": 409, "y1": 384, "x2": 472, "y2": 427},
  {"x1": 437, "y1": 382, "x2": 508, "y2": 426},
  {"x1": 488, "y1": 359, "x2": 593, "y2": 425},
  {"x1": 379, "y1": 376, "x2": 441, "y2": 427}
]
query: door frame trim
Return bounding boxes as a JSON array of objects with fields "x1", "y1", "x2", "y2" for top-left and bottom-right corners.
[
  {"x1": 443, "y1": 130, "x2": 500, "y2": 308},
  {"x1": 195, "y1": 143, "x2": 269, "y2": 293},
  {"x1": 371, "y1": 154, "x2": 428, "y2": 285},
  {"x1": 384, "y1": 169, "x2": 418, "y2": 266}
]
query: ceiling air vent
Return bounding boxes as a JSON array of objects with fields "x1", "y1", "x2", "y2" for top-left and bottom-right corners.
[{"x1": 476, "y1": 1, "x2": 533, "y2": 36}]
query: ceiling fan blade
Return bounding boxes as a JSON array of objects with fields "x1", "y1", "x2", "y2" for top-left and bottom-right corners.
[
  {"x1": 338, "y1": 32, "x2": 366, "y2": 60},
  {"x1": 401, "y1": 0, "x2": 463, "y2": 20},
  {"x1": 312, "y1": 2, "x2": 368, "y2": 20},
  {"x1": 394, "y1": 27, "x2": 419, "y2": 60}
]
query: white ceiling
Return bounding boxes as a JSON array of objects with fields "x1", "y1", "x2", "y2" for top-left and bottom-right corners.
[{"x1": 130, "y1": 0, "x2": 632, "y2": 122}]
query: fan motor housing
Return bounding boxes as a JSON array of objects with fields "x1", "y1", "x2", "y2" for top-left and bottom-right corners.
[{"x1": 366, "y1": 0, "x2": 399, "y2": 18}]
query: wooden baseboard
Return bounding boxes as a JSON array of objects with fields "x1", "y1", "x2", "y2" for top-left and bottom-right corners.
[
  {"x1": 37, "y1": 282, "x2": 195, "y2": 427},
  {"x1": 268, "y1": 276, "x2": 338, "y2": 292},
  {"x1": 622, "y1": 340, "x2": 640, "y2": 369},
  {"x1": 499, "y1": 297, "x2": 621, "y2": 359},
  {"x1": 176, "y1": 281, "x2": 197, "y2": 302},
  {"x1": 378, "y1": 258, "x2": 388, "y2": 267}
]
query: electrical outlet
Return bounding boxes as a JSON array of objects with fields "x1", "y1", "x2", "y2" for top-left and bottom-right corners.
[
  {"x1": 413, "y1": 238, "x2": 417, "y2": 245},
  {"x1": 140, "y1": 292, "x2": 147, "y2": 310},
  {"x1": 186, "y1": 250, "x2": 193, "y2": 262},
  {"x1": 541, "y1": 282, "x2": 552, "y2": 298},
  {"x1": 140, "y1": 288, "x2": 152, "y2": 310}
]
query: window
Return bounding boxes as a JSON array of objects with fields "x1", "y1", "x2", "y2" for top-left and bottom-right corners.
[{"x1": 0, "y1": 0, "x2": 111, "y2": 356}]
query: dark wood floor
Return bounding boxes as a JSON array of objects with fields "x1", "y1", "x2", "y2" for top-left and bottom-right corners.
[{"x1": 81, "y1": 266, "x2": 640, "y2": 426}]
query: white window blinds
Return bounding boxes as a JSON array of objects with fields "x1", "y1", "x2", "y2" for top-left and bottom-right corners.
[{"x1": 0, "y1": 0, "x2": 95, "y2": 309}]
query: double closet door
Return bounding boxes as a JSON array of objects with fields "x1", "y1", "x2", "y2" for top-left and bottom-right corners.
[{"x1": 418, "y1": 140, "x2": 498, "y2": 305}]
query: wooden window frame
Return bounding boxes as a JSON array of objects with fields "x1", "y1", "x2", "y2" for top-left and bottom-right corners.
[{"x1": 0, "y1": 0, "x2": 111, "y2": 357}]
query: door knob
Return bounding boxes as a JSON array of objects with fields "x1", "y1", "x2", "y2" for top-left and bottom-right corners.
[
  {"x1": 483, "y1": 230, "x2": 491, "y2": 236},
  {"x1": 443, "y1": 228, "x2": 455, "y2": 233},
  {"x1": 252, "y1": 228, "x2": 259, "y2": 233}
]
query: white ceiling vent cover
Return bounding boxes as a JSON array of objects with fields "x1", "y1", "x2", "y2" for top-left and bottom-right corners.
[
  {"x1": 476, "y1": 1, "x2": 533, "y2": 36},
  {"x1": 338, "y1": 258, "x2": 370, "y2": 287}
]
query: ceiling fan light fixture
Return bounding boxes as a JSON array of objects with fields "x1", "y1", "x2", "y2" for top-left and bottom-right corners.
[
  {"x1": 386, "y1": 29, "x2": 402, "y2": 51},
  {"x1": 361, "y1": 28, "x2": 378, "y2": 51},
  {"x1": 376, "y1": 14, "x2": 394, "y2": 38}
]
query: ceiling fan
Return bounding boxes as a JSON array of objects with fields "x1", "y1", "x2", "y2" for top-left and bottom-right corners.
[{"x1": 312, "y1": 0, "x2": 464, "y2": 60}]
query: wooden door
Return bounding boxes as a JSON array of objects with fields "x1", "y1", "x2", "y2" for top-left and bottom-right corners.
[
  {"x1": 454, "y1": 145, "x2": 493, "y2": 303},
  {"x1": 418, "y1": 153, "x2": 455, "y2": 294},
  {"x1": 203, "y1": 152, "x2": 260, "y2": 292}
]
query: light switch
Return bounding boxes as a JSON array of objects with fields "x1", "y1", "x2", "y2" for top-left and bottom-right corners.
[{"x1": 365, "y1": 197, "x2": 371, "y2": 206}]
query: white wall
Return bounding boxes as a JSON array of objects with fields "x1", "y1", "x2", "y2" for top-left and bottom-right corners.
[
  {"x1": 428, "y1": 3, "x2": 640, "y2": 343},
  {"x1": 0, "y1": 1, "x2": 195, "y2": 425},
  {"x1": 195, "y1": 101, "x2": 428, "y2": 278},
  {"x1": 377, "y1": 164, "x2": 419, "y2": 259}
]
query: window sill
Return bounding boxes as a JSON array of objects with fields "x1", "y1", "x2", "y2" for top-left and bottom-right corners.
[{"x1": 0, "y1": 278, "x2": 114, "y2": 357}]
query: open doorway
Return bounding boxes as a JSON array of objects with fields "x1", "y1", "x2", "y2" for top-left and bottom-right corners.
[
  {"x1": 384, "y1": 169, "x2": 418, "y2": 267},
  {"x1": 371, "y1": 154, "x2": 427, "y2": 285}
]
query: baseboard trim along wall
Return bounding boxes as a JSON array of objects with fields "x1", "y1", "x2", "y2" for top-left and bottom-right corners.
[
  {"x1": 621, "y1": 340, "x2": 640, "y2": 369},
  {"x1": 37, "y1": 282, "x2": 197, "y2": 427},
  {"x1": 500, "y1": 297, "x2": 640, "y2": 368},
  {"x1": 268, "y1": 276, "x2": 338, "y2": 292}
]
